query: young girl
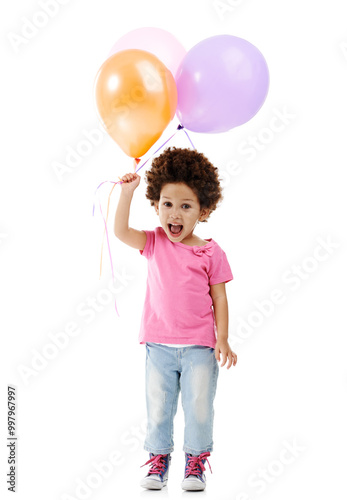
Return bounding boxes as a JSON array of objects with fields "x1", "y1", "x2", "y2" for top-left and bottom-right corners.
[{"x1": 114, "y1": 147, "x2": 237, "y2": 491}]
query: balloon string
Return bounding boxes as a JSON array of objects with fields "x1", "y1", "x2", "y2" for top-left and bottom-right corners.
[
  {"x1": 92, "y1": 180, "x2": 119, "y2": 217},
  {"x1": 93, "y1": 123, "x2": 195, "y2": 316},
  {"x1": 134, "y1": 124, "x2": 182, "y2": 174},
  {"x1": 100, "y1": 182, "x2": 117, "y2": 279},
  {"x1": 98, "y1": 181, "x2": 120, "y2": 316},
  {"x1": 181, "y1": 128, "x2": 197, "y2": 150}
]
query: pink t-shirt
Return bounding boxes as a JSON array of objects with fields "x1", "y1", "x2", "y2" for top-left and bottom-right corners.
[{"x1": 138, "y1": 226, "x2": 233, "y2": 348}]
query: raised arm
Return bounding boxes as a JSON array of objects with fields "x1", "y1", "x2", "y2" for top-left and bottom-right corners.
[{"x1": 114, "y1": 166, "x2": 147, "y2": 251}]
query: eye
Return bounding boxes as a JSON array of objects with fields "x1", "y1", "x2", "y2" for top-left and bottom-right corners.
[
  {"x1": 182, "y1": 204, "x2": 190, "y2": 209},
  {"x1": 163, "y1": 202, "x2": 172, "y2": 207}
]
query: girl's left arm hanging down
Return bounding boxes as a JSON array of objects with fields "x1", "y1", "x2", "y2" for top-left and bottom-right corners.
[{"x1": 210, "y1": 282, "x2": 237, "y2": 369}]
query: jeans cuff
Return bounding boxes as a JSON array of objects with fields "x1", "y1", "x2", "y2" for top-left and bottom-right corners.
[
  {"x1": 183, "y1": 445, "x2": 213, "y2": 455},
  {"x1": 144, "y1": 444, "x2": 173, "y2": 455}
]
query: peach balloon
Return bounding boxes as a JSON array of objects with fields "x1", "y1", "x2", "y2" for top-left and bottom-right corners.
[
  {"x1": 94, "y1": 49, "x2": 177, "y2": 158},
  {"x1": 108, "y1": 27, "x2": 186, "y2": 78}
]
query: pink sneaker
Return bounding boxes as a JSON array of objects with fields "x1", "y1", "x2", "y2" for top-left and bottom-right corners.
[
  {"x1": 140, "y1": 453, "x2": 171, "y2": 490},
  {"x1": 181, "y1": 452, "x2": 212, "y2": 491}
]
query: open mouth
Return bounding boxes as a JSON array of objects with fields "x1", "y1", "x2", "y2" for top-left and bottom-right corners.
[{"x1": 168, "y1": 224, "x2": 183, "y2": 237}]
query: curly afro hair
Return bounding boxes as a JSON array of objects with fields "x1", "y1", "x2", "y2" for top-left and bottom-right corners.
[{"x1": 144, "y1": 147, "x2": 223, "y2": 223}]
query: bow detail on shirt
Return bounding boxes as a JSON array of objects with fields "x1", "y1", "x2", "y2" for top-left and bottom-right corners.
[{"x1": 192, "y1": 245, "x2": 213, "y2": 257}]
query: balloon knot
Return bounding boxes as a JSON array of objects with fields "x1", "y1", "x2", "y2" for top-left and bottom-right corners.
[{"x1": 177, "y1": 124, "x2": 184, "y2": 130}]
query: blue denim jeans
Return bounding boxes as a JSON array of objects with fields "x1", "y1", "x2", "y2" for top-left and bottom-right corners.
[{"x1": 144, "y1": 342, "x2": 219, "y2": 455}]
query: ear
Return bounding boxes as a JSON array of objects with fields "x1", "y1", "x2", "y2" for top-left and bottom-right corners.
[
  {"x1": 199, "y1": 208, "x2": 210, "y2": 222},
  {"x1": 154, "y1": 201, "x2": 159, "y2": 216}
]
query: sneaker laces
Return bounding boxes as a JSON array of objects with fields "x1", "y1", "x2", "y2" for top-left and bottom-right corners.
[
  {"x1": 185, "y1": 452, "x2": 212, "y2": 478},
  {"x1": 140, "y1": 454, "x2": 168, "y2": 475}
]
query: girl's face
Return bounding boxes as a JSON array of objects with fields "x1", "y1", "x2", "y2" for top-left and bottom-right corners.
[{"x1": 154, "y1": 182, "x2": 210, "y2": 244}]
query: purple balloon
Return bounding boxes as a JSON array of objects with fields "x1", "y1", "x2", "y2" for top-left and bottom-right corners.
[{"x1": 175, "y1": 35, "x2": 270, "y2": 133}]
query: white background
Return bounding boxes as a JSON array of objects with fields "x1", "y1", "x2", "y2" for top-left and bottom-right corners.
[{"x1": 1, "y1": 0, "x2": 347, "y2": 499}]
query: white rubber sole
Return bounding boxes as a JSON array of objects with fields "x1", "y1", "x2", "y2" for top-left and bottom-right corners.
[
  {"x1": 181, "y1": 477, "x2": 206, "y2": 491},
  {"x1": 140, "y1": 476, "x2": 168, "y2": 490}
]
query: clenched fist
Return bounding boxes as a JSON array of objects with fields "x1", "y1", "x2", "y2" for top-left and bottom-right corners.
[{"x1": 119, "y1": 159, "x2": 141, "y2": 194}]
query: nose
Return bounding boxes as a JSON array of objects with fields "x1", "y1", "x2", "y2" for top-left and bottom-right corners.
[{"x1": 169, "y1": 206, "x2": 180, "y2": 219}]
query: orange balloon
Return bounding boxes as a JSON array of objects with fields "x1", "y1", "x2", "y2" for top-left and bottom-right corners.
[{"x1": 94, "y1": 49, "x2": 177, "y2": 158}]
